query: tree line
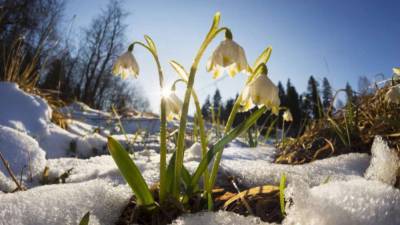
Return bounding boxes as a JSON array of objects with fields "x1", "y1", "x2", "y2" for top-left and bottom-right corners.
[
  {"x1": 201, "y1": 75, "x2": 365, "y2": 136},
  {"x1": 0, "y1": 0, "x2": 150, "y2": 111}
]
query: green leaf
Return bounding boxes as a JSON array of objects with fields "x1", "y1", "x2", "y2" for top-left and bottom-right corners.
[
  {"x1": 78, "y1": 212, "x2": 90, "y2": 225},
  {"x1": 209, "y1": 12, "x2": 221, "y2": 34},
  {"x1": 144, "y1": 35, "x2": 157, "y2": 54},
  {"x1": 279, "y1": 173, "x2": 286, "y2": 216},
  {"x1": 189, "y1": 106, "x2": 267, "y2": 192},
  {"x1": 253, "y1": 46, "x2": 272, "y2": 70},
  {"x1": 107, "y1": 137, "x2": 155, "y2": 207},
  {"x1": 170, "y1": 60, "x2": 189, "y2": 81}
]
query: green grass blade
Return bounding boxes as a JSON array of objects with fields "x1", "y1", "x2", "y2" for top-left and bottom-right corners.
[
  {"x1": 253, "y1": 46, "x2": 272, "y2": 69},
  {"x1": 78, "y1": 212, "x2": 90, "y2": 225},
  {"x1": 279, "y1": 173, "x2": 286, "y2": 216},
  {"x1": 107, "y1": 137, "x2": 155, "y2": 207},
  {"x1": 190, "y1": 106, "x2": 267, "y2": 192}
]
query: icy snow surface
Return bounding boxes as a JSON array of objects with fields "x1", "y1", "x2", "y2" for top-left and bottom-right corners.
[
  {"x1": 365, "y1": 136, "x2": 400, "y2": 185},
  {"x1": 284, "y1": 179, "x2": 400, "y2": 225},
  {"x1": 185, "y1": 145, "x2": 371, "y2": 187},
  {"x1": 46, "y1": 150, "x2": 160, "y2": 185},
  {"x1": 0, "y1": 179, "x2": 131, "y2": 225},
  {"x1": 0, "y1": 125, "x2": 46, "y2": 179},
  {"x1": 172, "y1": 211, "x2": 275, "y2": 225}
]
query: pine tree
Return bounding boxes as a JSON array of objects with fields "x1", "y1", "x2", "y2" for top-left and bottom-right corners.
[
  {"x1": 322, "y1": 77, "x2": 333, "y2": 111},
  {"x1": 345, "y1": 82, "x2": 354, "y2": 104},
  {"x1": 305, "y1": 76, "x2": 323, "y2": 119},
  {"x1": 286, "y1": 79, "x2": 302, "y2": 129},
  {"x1": 277, "y1": 82, "x2": 286, "y2": 107},
  {"x1": 201, "y1": 95, "x2": 212, "y2": 121}
]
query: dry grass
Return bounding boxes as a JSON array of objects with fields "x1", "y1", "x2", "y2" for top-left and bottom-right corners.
[
  {"x1": 1, "y1": 39, "x2": 68, "y2": 128},
  {"x1": 275, "y1": 80, "x2": 400, "y2": 165}
]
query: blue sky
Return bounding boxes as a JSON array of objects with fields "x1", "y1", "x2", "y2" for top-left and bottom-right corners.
[{"x1": 65, "y1": 0, "x2": 400, "y2": 113}]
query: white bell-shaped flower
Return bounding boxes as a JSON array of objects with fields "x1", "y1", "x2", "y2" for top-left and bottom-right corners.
[
  {"x1": 207, "y1": 39, "x2": 249, "y2": 79},
  {"x1": 283, "y1": 110, "x2": 293, "y2": 122},
  {"x1": 393, "y1": 67, "x2": 400, "y2": 80},
  {"x1": 385, "y1": 86, "x2": 400, "y2": 104},
  {"x1": 241, "y1": 71, "x2": 280, "y2": 115},
  {"x1": 112, "y1": 51, "x2": 139, "y2": 79},
  {"x1": 163, "y1": 90, "x2": 183, "y2": 121}
]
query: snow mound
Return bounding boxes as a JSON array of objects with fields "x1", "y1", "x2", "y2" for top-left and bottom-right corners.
[
  {"x1": 185, "y1": 142, "x2": 203, "y2": 160},
  {"x1": 365, "y1": 136, "x2": 400, "y2": 185},
  {"x1": 0, "y1": 82, "x2": 51, "y2": 136},
  {"x1": 0, "y1": 171, "x2": 16, "y2": 192},
  {"x1": 0, "y1": 179, "x2": 131, "y2": 225},
  {"x1": 172, "y1": 210, "x2": 275, "y2": 225},
  {"x1": 0, "y1": 125, "x2": 46, "y2": 179},
  {"x1": 220, "y1": 147, "x2": 370, "y2": 187},
  {"x1": 284, "y1": 179, "x2": 400, "y2": 225},
  {"x1": 0, "y1": 82, "x2": 108, "y2": 158}
]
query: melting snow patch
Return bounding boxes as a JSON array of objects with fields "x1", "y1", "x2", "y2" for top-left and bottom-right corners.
[
  {"x1": 46, "y1": 150, "x2": 161, "y2": 185},
  {"x1": 0, "y1": 125, "x2": 46, "y2": 179},
  {"x1": 365, "y1": 136, "x2": 400, "y2": 185},
  {"x1": 284, "y1": 179, "x2": 400, "y2": 225},
  {"x1": 171, "y1": 211, "x2": 275, "y2": 225},
  {"x1": 0, "y1": 179, "x2": 131, "y2": 225},
  {"x1": 220, "y1": 147, "x2": 370, "y2": 187}
]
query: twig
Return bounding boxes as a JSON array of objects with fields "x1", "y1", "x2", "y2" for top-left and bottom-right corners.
[{"x1": 0, "y1": 151, "x2": 26, "y2": 191}]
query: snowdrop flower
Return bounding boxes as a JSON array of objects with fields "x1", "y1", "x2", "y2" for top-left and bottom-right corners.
[
  {"x1": 393, "y1": 67, "x2": 400, "y2": 80},
  {"x1": 206, "y1": 38, "x2": 249, "y2": 79},
  {"x1": 163, "y1": 90, "x2": 183, "y2": 121},
  {"x1": 283, "y1": 110, "x2": 293, "y2": 122},
  {"x1": 112, "y1": 51, "x2": 139, "y2": 79},
  {"x1": 385, "y1": 86, "x2": 400, "y2": 104},
  {"x1": 241, "y1": 71, "x2": 280, "y2": 115}
]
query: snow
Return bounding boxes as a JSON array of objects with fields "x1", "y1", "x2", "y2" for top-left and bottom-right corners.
[
  {"x1": 0, "y1": 82, "x2": 108, "y2": 158},
  {"x1": 185, "y1": 142, "x2": 203, "y2": 160},
  {"x1": 46, "y1": 150, "x2": 161, "y2": 185},
  {"x1": 365, "y1": 136, "x2": 400, "y2": 185},
  {"x1": 214, "y1": 146, "x2": 370, "y2": 187},
  {"x1": 0, "y1": 82, "x2": 52, "y2": 136},
  {"x1": 284, "y1": 179, "x2": 400, "y2": 225},
  {"x1": 0, "y1": 171, "x2": 16, "y2": 192},
  {"x1": 0, "y1": 179, "x2": 131, "y2": 225},
  {"x1": 0, "y1": 125, "x2": 46, "y2": 180},
  {"x1": 172, "y1": 211, "x2": 275, "y2": 225}
]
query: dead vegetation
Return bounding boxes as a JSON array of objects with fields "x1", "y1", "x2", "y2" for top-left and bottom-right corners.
[{"x1": 275, "y1": 80, "x2": 400, "y2": 166}]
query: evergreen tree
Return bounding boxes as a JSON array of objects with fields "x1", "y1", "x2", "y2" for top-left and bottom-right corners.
[
  {"x1": 277, "y1": 82, "x2": 286, "y2": 107},
  {"x1": 305, "y1": 76, "x2": 323, "y2": 119},
  {"x1": 201, "y1": 95, "x2": 212, "y2": 121},
  {"x1": 286, "y1": 79, "x2": 302, "y2": 130},
  {"x1": 212, "y1": 89, "x2": 223, "y2": 121},
  {"x1": 345, "y1": 82, "x2": 354, "y2": 104},
  {"x1": 322, "y1": 77, "x2": 333, "y2": 111}
]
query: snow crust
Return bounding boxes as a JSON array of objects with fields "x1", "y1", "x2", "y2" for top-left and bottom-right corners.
[
  {"x1": 284, "y1": 179, "x2": 400, "y2": 225},
  {"x1": 365, "y1": 136, "x2": 400, "y2": 185},
  {"x1": 217, "y1": 146, "x2": 370, "y2": 187},
  {"x1": 46, "y1": 150, "x2": 161, "y2": 185},
  {"x1": 0, "y1": 179, "x2": 131, "y2": 225},
  {"x1": 0, "y1": 125, "x2": 46, "y2": 179},
  {"x1": 172, "y1": 211, "x2": 275, "y2": 225}
]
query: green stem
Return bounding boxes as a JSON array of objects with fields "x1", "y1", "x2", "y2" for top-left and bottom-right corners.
[
  {"x1": 172, "y1": 25, "x2": 230, "y2": 198},
  {"x1": 209, "y1": 93, "x2": 242, "y2": 189},
  {"x1": 131, "y1": 41, "x2": 168, "y2": 203}
]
